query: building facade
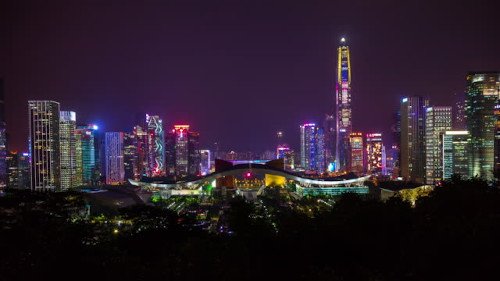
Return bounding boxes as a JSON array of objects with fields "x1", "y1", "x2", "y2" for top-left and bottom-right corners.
[
  {"x1": 76, "y1": 125, "x2": 97, "y2": 185},
  {"x1": 400, "y1": 96, "x2": 429, "y2": 183},
  {"x1": 349, "y1": 132, "x2": 364, "y2": 175},
  {"x1": 442, "y1": 131, "x2": 470, "y2": 180},
  {"x1": 465, "y1": 72, "x2": 500, "y2": 180},
  {"x1": 335, "y1": 37, "x2": 352, "y2": 172},
  {"x1": 145, "y1": 114, "x2": 165, "y2": 177},
  {"x1": 166, "y1": 125, "x2": 200, "y2": 177},
  {"x1": 105, "y1": 132, "x2": 125, "y2": 185},
  {"x1": 59, "y1": 111, "x2": 77, "y2": 189},
  {"x1": 0, "y1": 79, "x2": 6, "y2": 188},
  {"x1": 366, "y1": 133, "x2": 384, "y2": 175},
  {"x1": 28, "y1": 100, "x2": 61, "y2": 190},
  {"x1": 424, "y1": 106, "x2": 452, "y2": 184}
]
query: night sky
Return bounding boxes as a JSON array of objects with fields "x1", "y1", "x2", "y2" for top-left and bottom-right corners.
[{"x1": 1, "y1": 0, "x2": 499, "y2": 153}]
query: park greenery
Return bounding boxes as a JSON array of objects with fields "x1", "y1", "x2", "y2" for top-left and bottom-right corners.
[{"x1": 1, "y1": 177, "x2": 500, "y2": 280}]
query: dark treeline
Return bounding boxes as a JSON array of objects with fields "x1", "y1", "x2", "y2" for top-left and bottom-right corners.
[{"x1": 1, "y1": 177, "x2": 500, "y2": 281}]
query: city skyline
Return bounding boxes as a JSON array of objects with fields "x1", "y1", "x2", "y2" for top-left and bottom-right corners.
[{"x1": 1, "y1": 0, "x2": 500, "y2": 152}]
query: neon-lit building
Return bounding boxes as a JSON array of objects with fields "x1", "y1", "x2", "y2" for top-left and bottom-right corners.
[
  {"x1": 349, "y1": 132, "x2": 364, "y2": 175},
  {"x1": 465, "y1": 72, "x2": 500, "y2": 180},
  {"x1": 401, "y1": 96, "x2": 429, "y2": 183},
  {"x1": 28, "y1": 100, "x2": 61, "y2": 190},
  {"x1": 335, "y1": 37, "x2": 352, "y2": 172},
  {"x1": 166, "y1": 125, "x2": 200, "y2": 177},
  {"x1": 105, "y1": 132, "x2": 125, "y2": 185},
  {"x1": 145, "y1": 114, "x2": 165, "y2": 177},
  {"x1": 442, "y1": 131, "x2": 470, "y2": 180},
  {"x1": 366, "y1": 133, "x2": 384, "y2": 175},
  {"x1": 276, "y1": 145, "x2": 295, "y2": 171},
  {"x1": 424, "y1": 106, "x2": 452, "y2": 184},
  {"x1": 59, "y1": 111, "x2": 77, "y2": 189}
]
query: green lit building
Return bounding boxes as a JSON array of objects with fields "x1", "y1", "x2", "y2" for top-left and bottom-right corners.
[{"x1": 465, "y1": 72, "x2": 500, "y2": 180}]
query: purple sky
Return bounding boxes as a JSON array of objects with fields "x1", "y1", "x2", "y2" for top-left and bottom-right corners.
[{"x1": 1, "y1": 0, "x2": 499, "y2": 152}]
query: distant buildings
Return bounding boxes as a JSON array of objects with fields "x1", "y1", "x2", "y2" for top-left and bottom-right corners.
[
  {"x1": 466, "y1": 72, "x2": 500, "y2": 180},
  {"x1": 105, "y1": 132, "x2": 125, "y2": 185},
  {"x1": 0, "y1": 79, "x2": 6, "y2": 188},
  {"x1": 28, "y1": 100, "x2": 61, "y2": 190},
  {"x1": 335, "y1": 37, "x2": 352, "y2": 172},
  {"x1": 424, "y1": 106, "x2": 452, "y2": 184},
  {"x1": 400, "y1": 96, "x2": 428, "y2": 183},
  {"x1": 200, "y1": 149, "x2": 211, "y2": 175},
  {"x1": 7, "y1": 151, "x2": 29, "y2": 189}
]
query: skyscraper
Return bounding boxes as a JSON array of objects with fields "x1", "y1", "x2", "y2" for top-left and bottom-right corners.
[
  {"x1": 166, "y1": 125, "x2": 200, "y2": 177},
  {"x1": 300, "y1": 123, "x2": 325, "y2": 173},
  {"x1": 28, "y1": 100, "x2": 61, "y2": 190},
  {"x1": 442, "y1": 131, "x2": 470, "y2": 180},
  {"x1": 335, "y1": 37, "x2": 352, "y2": 172},
  {"x1": 424, "y1": 106, "x2": 452, "y2": 184},
  {"x1": 366, "y1": 133, "x2": 384, "y2": 175},
  {"x1": 0, "y1": 79, "x2": 6, "y2": 188},
  {"x1": 400, "y1": 96, "x2": 429, "y2": 183},
  {"x1": 145, "y1": 114, "x2": 165, "y2": 177},
  {"x1": 199, "y1": 149, "x2": 211, "y2": 175},
  {"x1": 75, "y1": 125, "x2": 97, "y2": 185},
  {"x1": 133, "y1": 125, "x2": 147, "y2": 179},
  {"x1": 59, "y1": 111, "x2": 77, "y2": 189},
  {"x1": 300, "y1": 123, "x2": 318, "y2": 171},
  {"x1": 7, "y1": 151, "x2": 29, "y2": 189},
  {"x1": 105, "y1": 132, "x2": 124, "y2": 185},
  {"x1": 465, "y1": 72, "x2": 500, "y2": 180},
  {"x1": 123, "y1": 132, "x2": 136, "y2": 181},
  {"x1": 349, "y1": 132, "x2": 364, "y2": 175}
]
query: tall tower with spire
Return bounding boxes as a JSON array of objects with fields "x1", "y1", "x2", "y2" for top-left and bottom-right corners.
[{"x1": 335, "y1": 37, "x2": 352, "y2": 172}]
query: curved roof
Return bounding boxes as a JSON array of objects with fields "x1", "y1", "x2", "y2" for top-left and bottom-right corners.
[{"x1": 129, "y1": 163, "x2": 370, "y2": 189}]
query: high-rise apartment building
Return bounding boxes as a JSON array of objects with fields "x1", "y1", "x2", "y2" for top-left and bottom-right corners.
[
  {"x1": 349, "y1": 132, "x2": 364, "y2": 175},
  {"x1": 425, "y1": 106, "x2": 452, "y2": 184},
  {"x1": 400, "y1": 96, "x2": 429, "y2": 183},
  {"x1": 105, "y1": 132, "x2": 124, "y2": 185},
  {"x1": 28, "y1": 100, "x2": 61, "y2": 190},
  {"x1": 145, "y1": 114, "x2": 165, "y2": 177},
  {"x1": 335, "y1": 37, "x2": 352, "y2": 172},
  {"x1": 442, "y1": 131, "x2": 470, "y2": 180},
  {"x1": 366, "y1": 133, "x2": 384, "y2": 175},
  {"x1": 465, "y1": 72, "x2": 500, "y2": 180},
  {"x1": 59, "y1": 111, "x2": 77, "y2": 189}
]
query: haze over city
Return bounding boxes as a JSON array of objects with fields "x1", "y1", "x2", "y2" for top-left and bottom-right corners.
[{"x1": 1, "y1": 0, "x2": 499, "y2": 152}]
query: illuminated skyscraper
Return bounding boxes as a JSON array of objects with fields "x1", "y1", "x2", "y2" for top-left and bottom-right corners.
[
  {"x1": 166, "y1": 125, "x2": 200, "y2": 177},
  {"x1": 424, "y1": 106, "x2": 452, "y2": 184},
  {"x1": 300, "y1": 123, "x2": 325, "y2": 173},
  {"x1": 366, "y1": 133, "x2": 384, "y2": 175},
  {"x1": 0, "y1": 79, "x2": 6, "y2": 188},
  {"x1": 59, "y1": 111, "x2": 77, "y2": 189},
  {"x1": 28, "y1": 100, "x2": 61, "y2": 190},
  {"x1": 400, "y1": 96, "x2": 429, "y2": 183},
  {"x1": 132, "y1": 125, "x2": 147, "y2": 179},
  {"x1": 105, "y1": 132, "x2": 124, "y2": 185},
  {"x1": 75, "y1": 125, "x2": 98, "y2": 185},
  {"x1": 442, "y1": 131, "x2": 470, "y2": 180},
  {"x1": 146, "y1": 114, "x2": 165, "y2": 177},
  {"x1": 465, "y1": 72, "x2": 500, "y2": 180},
  {"x1": 7, "y1": 151, "x2": 30, "y2": 189},
  {"x1": 349, "y1": 132, "x2": 364, "y2": 175},
  {"x1": 335, "y1": 37, "x2": 352, "y2": 172},
  {"x1": 123, "y1": 132, "x2": 136, "y2": 181}
]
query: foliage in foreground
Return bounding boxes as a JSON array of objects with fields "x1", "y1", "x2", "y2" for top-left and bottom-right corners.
[{"x1": 1, "y1": 179, "x2": 500, "y2": 281}]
